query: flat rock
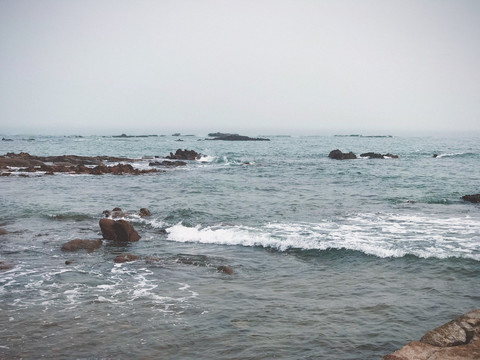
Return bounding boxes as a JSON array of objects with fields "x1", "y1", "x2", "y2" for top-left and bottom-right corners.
[
  {"x1": 61, "y1": 239, "x2": 103, "y2": 252},
  {"x1": 114, "y1": 254, "x2": 139, "y2": 263}
]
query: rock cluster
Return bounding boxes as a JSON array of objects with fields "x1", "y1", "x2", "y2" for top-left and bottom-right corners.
[
  {"x1": 328, "y1": 149, "x2": 399, "y2": 160},
  {"x1": 166, "y1": 149, "x2": 202, "y2": 160},
  {"x1": 0, "y1": 152, "x2": 158, "y2": 175},
  {"x1": 383, "y1": 309, "x2": 480, "y2": 360}
]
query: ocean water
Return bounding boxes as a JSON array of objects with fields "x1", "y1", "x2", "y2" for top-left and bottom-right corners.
[{"x1": 0, "y1": 134, "x2": 479, "y2": 359}]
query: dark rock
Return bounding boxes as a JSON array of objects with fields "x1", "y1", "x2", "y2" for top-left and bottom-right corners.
[
  {"x1": 217, "y1": 265, "x2": 233, "y2": 275},
  {"x1": 166, "y1": 149, "x2": 201, "y2": 160},
  {"x1": 383, "y1": 309, "x2": 480, "y2": 360},
  {"x1": 360, "y1": 152, "x2": 399, "y2": 159},
  {"x1": 0, "y1": 261, "x2": 14, "y2": 270},
  {"x1": 139, "y1": 208, "x2": 151, "y2": 218},
  {"x1": 207, "y1": 134, "x2": 270, "y2": 141},
  {"x1": 433, "y1": 154, "x2": 438, "y2": 158},
  {"x1": 149, "y1": 160, "x2": 187, "y2": 167},
  {"x1": 0, "y1": 228, "x2": 8, "y2": 235},
  {"x1": 114, "y1": 254, "x2": 139, "y2": 263},
  {"x1": 65, "y1": 260, "x2": 73, "y2": 265},
  {"x1": 113, "y1": 220, "x2": 141, "y2": 242},
  {"x1": 61, "y1": 239, "x2": 103, "y2": 252},
  {"x1": 99, "y1": 218, "x2": 117, "y2": 240},
  {"x1": 99, "y1": 218, "x2": 140, "y2": 241},
  {"x1": 462, "y1": 194, "x2": 480, "y2": 203},
  {"x1": 328, "y1": 149, "x2": 357, "y2": 160}
]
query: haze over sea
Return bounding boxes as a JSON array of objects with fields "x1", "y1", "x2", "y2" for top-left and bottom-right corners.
[{"x1": 1, "y1": 133, "x2": 479, "y2": 359}]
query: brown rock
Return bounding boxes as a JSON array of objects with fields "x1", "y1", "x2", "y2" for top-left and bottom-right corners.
[
  {"x1": 0, "y1": 261, "x2": 14, "y2": 270},
  {"x1": 65, "y1": 260, "x2": 73, "y2": 265},
  {"x1": 113, "y1": 220, "x2": 141, "y2": 242},
  {"x1": 383, "y1": 309, "x2": 480, "y2": 360},
  {"x1": 61, "y1": 239, "x2": 102, "y2": 252},
  {"x1": 114, "y1": 254, "x2": 139, "y2": 263},
  {"x1": 139, "y1": 208, "x2": 151, "y2": 218},
  {"x1": 217, "y1": 265, "x2": 233, "y2": 275},
  {"x1": 99, "y1": 218, "x2": 117, "y2": 240},
  {"x1": 0, "y1": 228, "x2": 8, "y2": 235}
]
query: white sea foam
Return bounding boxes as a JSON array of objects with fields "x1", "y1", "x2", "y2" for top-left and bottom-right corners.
[{"x1": 165, "y1": 214, "x2": 480, "y2": 260}]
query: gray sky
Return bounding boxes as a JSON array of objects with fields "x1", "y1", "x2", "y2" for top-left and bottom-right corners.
[{"x1": 1, "y1": 0, "x2": 479, "y2": 135}]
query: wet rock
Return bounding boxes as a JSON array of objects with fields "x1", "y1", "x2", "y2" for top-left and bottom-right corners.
[
  {"x1": 139, "y1": 208, "x2": 151, "y2": 218},
  {"x1": 217, "y1": 265, "x2": 233, "y2": 275},
  {"x1": 360, "y1": 152, "x2": 399, "y2": 159},
  {"x1": 166, "y1": 149, "x2": 201, "y2": 160},
  {"x1": 114, "y1": 254, "x2": 139, "y2": 263},
  {"x1": 111, "y1": 207, "x2": 126, "y2": 219},
  {"x1": 462, "y1": 194, "x2": 480, "y2": 203},
  {"x1": 149, "y1": 160, "x2": 187, "y2": 167},
  {"x1": 383, "y1": 309, "x2": 480, "y2": 360},
  {"x1": 328, "y1": 149, "x2": 357, "y2": 160},
  {"x1": 113, "y1": 220, "x2": 141, "y2": 242},
  {"x1": 65, "y1": 260, "x2": 73, "y2": 265},
  {"x1": 61, "y1": 239, "x2": 103, "y2": 252},
  {"x1": 99, "y1": 218, "x2": 117, "y2": 240},
  {"x1": 0, "y1": 228, "x2": 8, "y2": 235},
  {"x1": 0, "y1": 261, "x2": 14, "y2": 270},
  {"x1": 99, "y1": 218, "x2": 140, "y2": 241}
]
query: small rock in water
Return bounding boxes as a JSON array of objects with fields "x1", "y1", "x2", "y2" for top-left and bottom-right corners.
[
  {"x1": 61, "y1": 239, "x2": 103, "y2": 252},
  {"x1": 462, "y1": 194, "x2": 480, "y2": 203},
  {"x1": 0, "y1": 261, "x2": 14, "y2": 270},
  {"x1": 114, "y1": 254, "x2": 139, "y2": 263},
  {"x1": 217, "y1": 265, "x2": 233, "y2": 275},
  {"x1": 139, "y1": 208, "x2": 151, "y2": 217}
]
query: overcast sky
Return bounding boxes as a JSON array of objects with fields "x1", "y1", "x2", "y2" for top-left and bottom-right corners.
[{"x1": 1, "y1": 0, "x2": 479, "y2": 135}]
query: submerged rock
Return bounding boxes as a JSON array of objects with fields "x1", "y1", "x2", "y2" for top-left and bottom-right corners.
[
  {"x1": 383, "y1": 309, "x2": 480, "y2": 360},
  {"x1": 114, "y1": 254, "x2": 139, "y2": 263},
  {"x1": 0, "y1": 228, "x2": 8, "y2": 235},
  {"x1": 328, "y1": 149, "x2": 357, "y2": 160},
  {"x1": 61, "y1": 239, "x2": 103, "y2": 252},
  {"x1": 462, "y1": 194, "x2": 480, "y2": 203},
  {"x1": 360, "y1": 152, "x2": 399, "y2": 159},
  {"x1": 0, "y1": 261, "x2": 14, "y2": 270},
  {"x1": 217, "y1": 265, "x2": 233, "y2": 275}
]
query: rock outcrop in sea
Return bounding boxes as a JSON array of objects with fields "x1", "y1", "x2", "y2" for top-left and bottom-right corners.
[
  {"x1": 462, "y1": 194, "x2": 480, "y2": 203},
  {"x1": 383, "y1": 309, "x2": 480, "y2": 360},
  {"x1": 328, "y1": 149, "x2": 357, "y2": 160},
  {"x1": 166, "y1": 149, "x2": 202, "y2": 160},
  {"x1": 0, "y1": 152, "x2": 158, "y2": 175},
  {"x1": 207, "y1": 134, "x2": 270, "y2": 141},
  {"x1": 360, "y1": 152, "x2": 399, "y2": 159}
]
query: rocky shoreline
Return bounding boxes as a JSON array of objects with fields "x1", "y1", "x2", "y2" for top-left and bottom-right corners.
[
  {"x1": 383, "y1": 309, "x2": 480, "y2": 359},
  {"x1": 0, "y1": 149, "x2": 205, "y2": 176}
]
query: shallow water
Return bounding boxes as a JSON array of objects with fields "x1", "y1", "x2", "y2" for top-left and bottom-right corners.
[{"x1": 1, "y1": 134, "x2": 479, "y2": 359}]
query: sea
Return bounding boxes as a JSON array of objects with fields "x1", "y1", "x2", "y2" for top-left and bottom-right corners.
[{"x1": 0, "y1": 134, "x2": 479, "y2": 359}]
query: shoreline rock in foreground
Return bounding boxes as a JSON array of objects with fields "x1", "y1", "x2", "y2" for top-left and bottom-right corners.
[{"x1": 383, "y1": 309, "x2": 480, "y2": 360}]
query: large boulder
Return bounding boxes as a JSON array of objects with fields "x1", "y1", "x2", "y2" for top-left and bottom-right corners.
[
  {"x1": 99, "y1": 218, "x2": 140, "y2": 241},
  {"x1": 462, "y1": 194, "x2": 480, "y2": 203},
  {"x1": 328, "y1": 149, "x2": 357, "y2": 160},
  {"x1": 383, "y1": 309, "x2": 480, "y2": 360},
  {"x1": 61, "y1": 239, "x2": 103, "y2": 252},
  {"x1": 113, "y1": 220, "x2": 141, "y2": 242}
]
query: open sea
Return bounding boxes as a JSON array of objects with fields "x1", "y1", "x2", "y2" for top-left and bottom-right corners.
[{"x1": 0, "y1": 134, "x2": 479, "y2": 359}]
